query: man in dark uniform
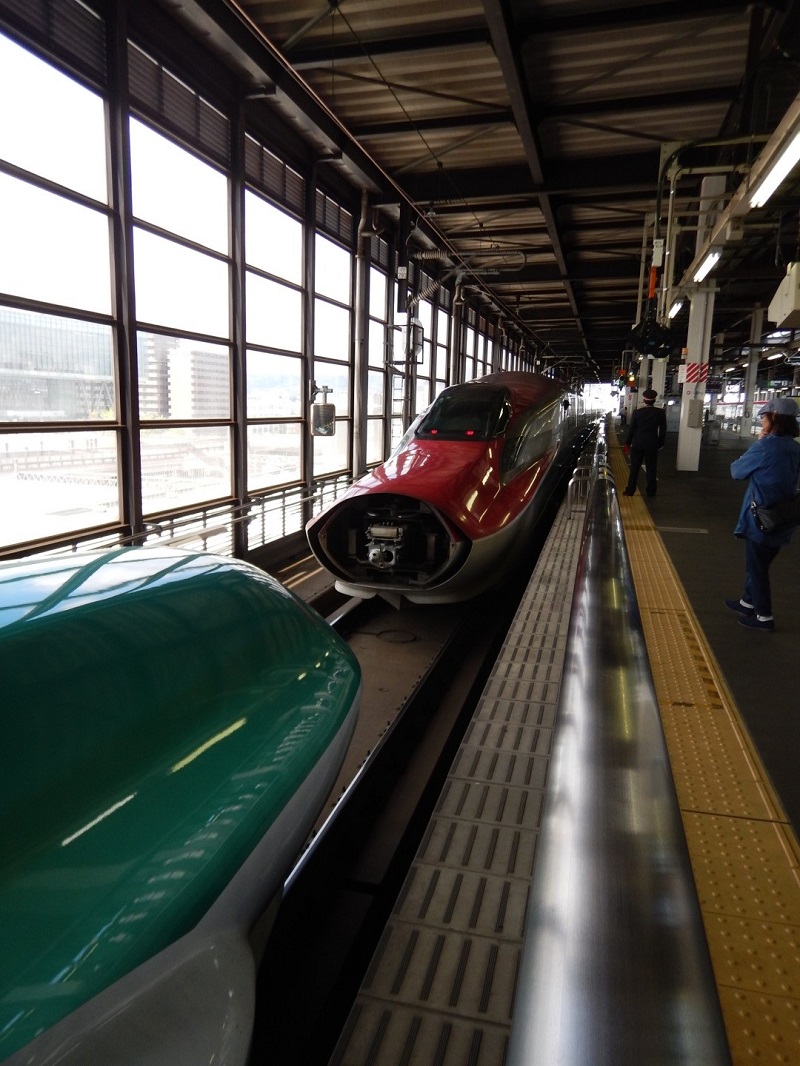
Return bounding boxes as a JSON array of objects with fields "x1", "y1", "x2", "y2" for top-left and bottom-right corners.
[{"x1": 623, "y1": 388, "x2": 667, "y2": 496}]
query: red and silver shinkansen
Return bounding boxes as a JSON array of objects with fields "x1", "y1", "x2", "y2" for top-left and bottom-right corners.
[{"x1": 306, "y1": 371, "x2": 599, "y2": 606}]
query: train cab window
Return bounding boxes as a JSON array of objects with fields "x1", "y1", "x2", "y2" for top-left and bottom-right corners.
[
  {"x1": 501, "y1": 400, "x2": 559, "y2": 481},
  {"x1": 415, "y1": 385, "x2": 512, "y2": 441}
]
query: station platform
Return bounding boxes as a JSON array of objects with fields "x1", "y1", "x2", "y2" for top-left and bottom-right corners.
[
  {"x1": 329, "y1": 425, "x2": 800, "y2": 1066},
  {"x1": 613, "y1": 425, "x2": 800, "y2": 1064},
  {"x1": 614, "y1": 425, "x2": 800, "y2": 834}
]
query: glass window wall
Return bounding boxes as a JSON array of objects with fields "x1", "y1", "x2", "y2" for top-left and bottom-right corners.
[
  {"x1": 0, "y1": 174, "x2": 112, "y2": 314},
  {"x1": 0, "y1": 429, "x2": 119, "y2": 548},
  {"x1": 0, "y1": 33, "x2": 107, "y2": 201},
  {"x1": 244, "y1": 190, "x2": 306, "y2": 499},
  {"x1": 313, "y1": 234, "x2": 352, "y2": 476},
  {"x1": 130, "y1": 118, "x2": 228, "y2": 253},
  {"x1": 139, "y1": 424, "x2": 231, "y2": 513},
  {"x1": 0, "y1": 14, "x2": 476, "y2": 562}
]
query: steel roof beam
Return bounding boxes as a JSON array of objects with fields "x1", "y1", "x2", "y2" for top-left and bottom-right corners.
[
  {"x1": 482, "y1": 0, "x2": 589, "y2": 352},
  {"x1": 515, "y1": 0, "x2": 765, "y2": 37},
  {"x1": 402, "y1": 153, "x2": 658, "y2": 204},
  {"x1": 287, "y1": 28, "x2": 492, "y2": 68},
  {"x1": 352, "y1": 110, "x2": 514, "y2": 137},
  {"x1": 537, "y1": 85, "x2": 741, "y2": 122}
]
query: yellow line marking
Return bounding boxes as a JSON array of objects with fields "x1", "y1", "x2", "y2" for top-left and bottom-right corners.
[{"x1": 613, "y1": 441, "x2": 800, "y2": 1064}]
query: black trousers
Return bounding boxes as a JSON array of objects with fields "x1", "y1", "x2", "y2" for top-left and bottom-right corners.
[
  {"x1": 626, "y1": 447, "x2": 659, "y2": 495},
  {"x1": 742, "y1": 536, "x2": 780, "y2": 617}
]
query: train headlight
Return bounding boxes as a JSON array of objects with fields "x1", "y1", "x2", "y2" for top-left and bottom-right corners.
[
  {"x1": 365, "y1": 523, "x2": 403, "y2": 569},
  {"x1": 367, "y1": 545, "x2": 397, "y2": 568},
  {"x1": 367, "y1": 524, "x2": 402, "y2": 540}
]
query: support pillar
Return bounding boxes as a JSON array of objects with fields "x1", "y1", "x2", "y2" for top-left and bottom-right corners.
[
  {"x1": 677, "y1": 286, "x2": 715, "y2": 470},
  {"x1": 649, "y1": 357, "x2": 667, "y2": 401},
  {"x1": 738, "y1": 306, "x2": 764, "y2": 443},
  {"x1": 677, "y1": 174, "x2": 724, "y2": 471},
  {"x1": 352, "y1": 210, "x2": 369, "y2": 479}
]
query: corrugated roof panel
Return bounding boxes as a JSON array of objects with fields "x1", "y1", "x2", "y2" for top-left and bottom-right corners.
[
  {"x1": 300, "y1": 52, "x2": 507, "y2": 127},
  {"x1": 540, "y1": 101, "x2": 734, "y2": 158},
  {"x1": 240, "y1": 0, "x2": 487, "y2": 49},
  {"x1": 360, "y1": 128, "x2": 526, "y2": 176},
  {"x1": 223, "y1": 0, "x2": 800, "y2": 379},
  {"x1": 524, "y1": 18, "x2": 751, "y2": 104}
]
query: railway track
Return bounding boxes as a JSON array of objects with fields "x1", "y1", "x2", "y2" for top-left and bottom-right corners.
[{"x1": 249, "y1": 490, "x2": 564, "y2": 1066}]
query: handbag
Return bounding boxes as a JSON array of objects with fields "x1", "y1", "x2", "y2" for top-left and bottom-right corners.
[{"x1": 750, "y1": 495, "x2": 800, "y2": 533}]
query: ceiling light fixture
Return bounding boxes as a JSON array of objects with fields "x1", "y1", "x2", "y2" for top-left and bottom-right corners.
[
  {"x1": 668, "y1": 298, "x2": 684, "y2": 319},
  {"x1": 749, "y1": 128, "x2": 800, "y2": 208},
  {"x1": 693, "y1": 249, "x2": 721, "y2": 283}
]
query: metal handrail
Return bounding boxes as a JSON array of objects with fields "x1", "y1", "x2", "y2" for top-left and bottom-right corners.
[
  {"x1": 567, "y1": 423, "x2": 612, "y2": 515},
  {"x1": 506, "y1": 468, "x2": 731, "y2": 1065}
]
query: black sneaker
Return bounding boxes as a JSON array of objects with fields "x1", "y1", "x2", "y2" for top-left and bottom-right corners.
[
  {"x1": 738, "y1": 614, "x2": 775, "y2": 632},
  {"x1": 724, "y1": 598, "x2": 754, "y2": 617}
]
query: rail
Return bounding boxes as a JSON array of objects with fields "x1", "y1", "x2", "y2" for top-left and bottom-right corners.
[{"x1": 507, "y1": 441, "x2": 731, "y2": 1065}]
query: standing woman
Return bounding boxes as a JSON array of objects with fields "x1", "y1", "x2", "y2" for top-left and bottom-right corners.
[{"x1": 727, "y1": 397, "x2": 800, "y2": 632}]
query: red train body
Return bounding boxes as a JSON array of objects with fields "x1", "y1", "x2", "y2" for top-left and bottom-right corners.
[{"x1": 306, "y1": 372, "x2": 598, "y2": 605}]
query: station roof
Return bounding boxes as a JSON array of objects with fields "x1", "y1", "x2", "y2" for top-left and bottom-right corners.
[{"x1": 158, "y1": 1, "x2": 800, "y2": 386}]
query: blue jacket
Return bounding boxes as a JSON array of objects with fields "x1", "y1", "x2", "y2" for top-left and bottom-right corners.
[{"x1": 731, "y1": 434, "x2": 800, "y2": 544}]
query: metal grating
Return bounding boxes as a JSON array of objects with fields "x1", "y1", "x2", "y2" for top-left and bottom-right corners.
[{"x1": 329, "y1": 495, "x2": 587, "y2": 1066}]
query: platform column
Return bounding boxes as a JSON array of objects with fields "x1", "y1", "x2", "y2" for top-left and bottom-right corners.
[
  {"x1": 677, "y1": 285, "x2": 714, "y2": 470},
  {"x1": 649, "y1": 355, "x2": 667, "y2": 399},
  {"x1": 738, "y1": 305, "x2": 764, "y2": 443},
  {"x1": 677, "y1": 174, "x2": 725, "y2": 470}
]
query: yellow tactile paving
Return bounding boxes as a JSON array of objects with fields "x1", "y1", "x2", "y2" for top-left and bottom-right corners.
[{"x1": 612, "y1": 440, "x2": 800, "y2": 1065}]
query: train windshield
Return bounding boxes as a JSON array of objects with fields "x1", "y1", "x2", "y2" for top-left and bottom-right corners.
[{"x1": 415, "y1": 385, "x2": 512, "y2": 441}]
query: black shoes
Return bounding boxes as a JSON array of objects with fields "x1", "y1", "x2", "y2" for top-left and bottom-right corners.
[
  {"x1": 724, "y1": 598, "x2": 753, "y2": 617},
  {"x1": 738, "y1": 614, "x2": 775, "y2": 633},
  {"x1": 725, "y1": 598, "x2": 774, "y2": 631}
]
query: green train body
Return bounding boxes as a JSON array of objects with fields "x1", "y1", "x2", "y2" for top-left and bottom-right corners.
[{"x1": 0, "y1": 547, "x2": 360, "y2": 1064}]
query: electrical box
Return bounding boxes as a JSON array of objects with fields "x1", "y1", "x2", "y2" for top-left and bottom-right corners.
[
  {"x1": 687, "y1": 397, "x2": 704, "y2": 428},
  {"x1": 725, "y1": 218, "x2": 744, "y2": 241},
  {"x1": 768, "y1": 262, "x2": 800, "y2": 327}
]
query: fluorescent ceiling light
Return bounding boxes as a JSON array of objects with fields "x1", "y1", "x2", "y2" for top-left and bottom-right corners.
[
  {"x1": 768, "y1": 352, "x2": 785, "y2": 360},
  {"x1": 750, "y1": 128, "x2": 800, "y2": 208},
  {"x1": 693, "y1": 249, "x2": 721, "y2": 283},
  {"x1": 668, "y1": 299, "x2": 684, "y2": 319}
]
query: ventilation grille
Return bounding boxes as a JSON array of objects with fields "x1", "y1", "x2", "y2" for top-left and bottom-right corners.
[
  {"x1": 128, "y1": 41, "x2": 230, "y2": 168},
  {"x1": 370, "y1": 235, "x2": 390, "y2": 270},
  {"x1": 316, "y1": 189, "x2": 354, "y2": 245},
  {"x1": 0, "y1": 0, "x2": 105, "y2": 87},
  {"x1": 244, "y1": 134, "x2": 305, "y2": 216}
]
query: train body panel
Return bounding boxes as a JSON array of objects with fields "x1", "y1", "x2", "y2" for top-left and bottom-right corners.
[
  {"x1": 307, "y1": 372, "x2": 597, "y2": 604},
  {"x1": 0, "y1": 547, "x2": 360, "y2": 1064}
]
